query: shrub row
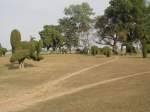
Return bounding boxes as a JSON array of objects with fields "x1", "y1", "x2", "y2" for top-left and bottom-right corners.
[{"x1": 91, "y1": 46, "x2": 111, "y2": 57}]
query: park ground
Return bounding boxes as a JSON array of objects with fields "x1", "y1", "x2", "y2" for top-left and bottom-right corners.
[{"x1": 0, "y1": 54, "x2": 150, "y2": 112}]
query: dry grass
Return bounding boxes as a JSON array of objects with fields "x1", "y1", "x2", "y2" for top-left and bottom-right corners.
[
  {"x1": 0, "y1": 54, "x2": 150, "y2": 112},
  {"x1": 0, "y1": 54, "x2": 109, "y2": 102}
]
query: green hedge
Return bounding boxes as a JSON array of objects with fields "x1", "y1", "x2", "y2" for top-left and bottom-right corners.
[
  {"x1": 91, "y1": 46, "x2": 98, "y2": 56},
  {"x1": 102, "y1": 47, "x2": 111, "y2": 57}
]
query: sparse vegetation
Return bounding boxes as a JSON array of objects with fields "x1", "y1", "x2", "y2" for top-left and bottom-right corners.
[
  {"x1": 102, "y1": 47, "x2": 111, "y2": 57},
  {"x1": 91, "y1": 46, "x2": 98, "y2": 56},
  {"x1": 0, "y1": 43, "x2": 7, "y2": 56}
]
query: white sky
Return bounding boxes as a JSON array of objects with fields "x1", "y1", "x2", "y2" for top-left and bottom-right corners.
[{"x1": 0, "y1": 0, "x2": 110, "y2": 49}]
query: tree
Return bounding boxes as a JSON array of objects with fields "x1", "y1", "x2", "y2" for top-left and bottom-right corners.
[
  {"x1": 10, "y1": 29, "x2": 43, "y2": 69},
  {"x1": 59, "y1": 18, "x2": 78, "y2": 52},
  {"x1": 95, "y1": 0, "x2": 150, "y2": 57},
  {"x1": 39, "y1": 25, "x2": 64, "y2": 52},
  {"x1": 59, "y1": 2, "x2": 94, "y2": 51},
  {"x1": 64, "y1": 2, "x2": 94, "y2": 33}
]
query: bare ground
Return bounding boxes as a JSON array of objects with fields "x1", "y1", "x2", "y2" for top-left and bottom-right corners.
[{"x1": 0, "y1": 54, "x2": 150, "y2": 112}]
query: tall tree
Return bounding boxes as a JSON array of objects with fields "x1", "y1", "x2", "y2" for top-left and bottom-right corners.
[
  {"x1": 60, "y1": 2, "x2": 94, "y2": 51},
  {"x1": 95, "y1": 0, "x2": 150, "y2": 57},
  {"x1": 64, "y1": 2, "x2": 94, "y2": 33},
  {"x1": 39, "y1": 25, "x2": 64, "y2": 51},
  {"x1": 59, "y1": 17, "x2": 78, "y2": 52}
]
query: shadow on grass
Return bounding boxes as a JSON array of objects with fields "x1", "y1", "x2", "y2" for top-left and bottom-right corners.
[{"x1": 5, "y1": 63, "x2": 35, "y2": 70}]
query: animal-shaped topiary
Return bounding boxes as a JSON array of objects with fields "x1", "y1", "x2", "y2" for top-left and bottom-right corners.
[{"x1": 10, "y1": 29, "x2": 43, "y2": 69}]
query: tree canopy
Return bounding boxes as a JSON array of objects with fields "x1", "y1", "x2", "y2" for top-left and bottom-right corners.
[
  {"x1": 95, "y1": 0, "x2": 150, "y2": 57},
  {"x1": 59, "y1": 2, "x2": 94, "y2": 51},
  {"x1": 39, "y1": 25, "x2": 64, "y2": 51}
]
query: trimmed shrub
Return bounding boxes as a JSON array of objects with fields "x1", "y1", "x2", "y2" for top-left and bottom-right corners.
[
  {"x1": 10, "y1": 29, "x2": 21, "y2": 53},
  {"x1": 98, "y1": 48, "x2": 103, "y2": 55},
  {"x1": 91, "y1": 46, "x2": 98, "y2": 56},
  {"x1": 102, "y1": 47, "x2": 111, "y2": 57},
  {"x1": 82, "y1": 47, "x2": 89, "y2": 54},
  {"x1": 0, "y1": 47, "x2": 7, "y2": 56}
]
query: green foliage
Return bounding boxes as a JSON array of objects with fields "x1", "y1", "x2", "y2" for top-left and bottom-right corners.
[
  {"x1": 10, "y1": 29, "x2": 43, "y2": 68},
  {"x1": 147, "y1": 44, "x2": 150, "y2": 53},
  {"x1": 39, "y1": 25, "x2": 64, "y2": 51},
  {"x1": 59, "y1": 18, "x2": 79, "y2": 50},
  {"x1": 91, "y1": 46, "x2": 98, "y2": 56},
  {"x1": 64, "y1": 2, "x2": 94, "y2": 33},
  {"x1": 102, "y1": 47, "x2": 112, "y2": 57},
  {"x1": 82, "y1": 47, "x2": 89, "y2": 54},
  {"x1": 0, "y1": 43, "x2": 7, "y2": 56},
  {"x1": 76, "y1": 47, "x2": 89, "y2": 54},
  {"x1": 59, "y1": 2, "x2": 94, "y2": 51},
  {"x1": 97, "y1": 48, "x2": 103, "y2": 55},
  {"x1": 10, "y1": 49, "x2": 30, "y2": 62},
  {"x1": 0, "y1": 47, "x2": 7, "y2": 56},
  {"x1": 95, "y1": 0, "x2": 149, "y2": 58},
  {"x1": 126, "y1": 42, "x2": 136, "y2": 54},
  {"x1": 10, "y1": 29, "x2": 21, "y2": 53}
]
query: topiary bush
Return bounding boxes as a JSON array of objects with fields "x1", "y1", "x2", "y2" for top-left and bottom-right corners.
[
  {"x1": 102, "y1": 47, "x2": 111, "y2": 57},
  {"x1": 10, "y1": 29, "x2": 43, "y2": 69},
  {"x1": 98, "y1": 48, "x2": 103, "y2": 55},
  {"x1": 91, "y1": 46, "x2": 98, "y2": 56},
  {"x1": 10, "y1": 29, "x2": 21, "y2": 54},
  {"x1": 82, "y1": 47, "x2": 89, "y2": 55},
  {"x1": 0, "y1": 45, "x2": 7, "y2": 56}
]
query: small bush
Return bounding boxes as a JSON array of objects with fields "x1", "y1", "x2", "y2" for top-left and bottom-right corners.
[
  {"x1": 102, "y1": 47, "x2": 111, "y2": 57},
  {"x1": 82, "y1": 47, "x2": 89, "y2": 54},
  {"x1": 98, "y1": 48, "x2": 103, "y2": 55},
  {"x1": 76, "y1": 47, "x2": 89, "y2": 55},
  {"x1": 126, "y1": 42, "x2": 136, "y2": 54},
  {"x1": 0, "y1": 47, "x2": 7, "y2": 56},
  {"x1": 147, "y1": 44, "x2": 150, "y2": 53},
  {"x1": 91, "y1": 46, "x2": 98, "y2": 56},
  {"x1": 62, "y1": 48, "x2": 67, "y2": 54}
]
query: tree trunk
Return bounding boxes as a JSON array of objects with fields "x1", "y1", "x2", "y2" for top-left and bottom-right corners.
[{"x1": 112, "y1": 44, "x2": 117, "y2": 55}]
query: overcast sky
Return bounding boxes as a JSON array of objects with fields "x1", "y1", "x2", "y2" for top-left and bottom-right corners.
[{"x1": 0, "y1": 0, "x2": 110, "y2": 49}]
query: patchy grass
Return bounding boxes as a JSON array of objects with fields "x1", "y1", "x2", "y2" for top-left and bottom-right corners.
[
  {"x1": 0, "y1": 54, "x2": 109, "y2": 101},
  {"x1": 0, "y1": 54, "x2": 150, "y2": 112}
]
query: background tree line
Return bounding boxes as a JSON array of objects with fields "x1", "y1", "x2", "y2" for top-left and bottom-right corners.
[
  {"x1": 39, "y1": 0, "x2": 150, "y2": 58},
  {"x1": 1, "y1": 0, "x2": 149, "y2": 68}
]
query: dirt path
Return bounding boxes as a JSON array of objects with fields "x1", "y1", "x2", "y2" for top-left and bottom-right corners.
[
  {"x1": 1, "y1": 70, "x2": 150, "y2": 112},
  {"x1": 0, "y1": 57, "x2": 118, "y2": 112}
]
